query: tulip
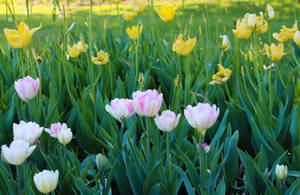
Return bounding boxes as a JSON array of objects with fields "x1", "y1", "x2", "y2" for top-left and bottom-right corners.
[
  {"x1": 255, "y1": 13, "x2": 268, "y2": 34},
  {"x1": 155, "y1": 4, "x2": 179, "y2": 22},
  {"x1": 45, "y1": 122, "x2": 70, "y2": 138},
  {"x1": 96, "y1": 153, "x2": 109, "y2": 170},
  {"x1": 58, "y1": 9, "x2": 72, "y2": 20},
  {"x1": 4, "y1": 22, "x2": 41, "y2": 48},
  {"x1": 154, "y1": 110, "x2": 181, "y2": 132},
  {"x1": 266, "y1": 4, "x2": 274, "y2": 20},
  {"x1": 67, "y1": 38, "x2": 88, "y2": 58},
  {"x1": 105, "y1": 98, "x2": 135, "y2": 122},
  {"x1": 232, "y1": 19, "x2": 252, "y2": 39},
  {"x1": 126, "y1": 24, "x2": 143, "y2": 41},
  {"x1": 219, "y1": 35, "x2": 230, "y2": 51},
  {"x1": 92, "y1": 50, "x2": 109, "y2": 65},
  {"x1": 203, "y1": 143, "x2": 210, "y2": 153},
  {"x1": 184, "y1": 103, "x2": 219, "y2": 137},
  {"x1": 112, "y1": 0, "x2": 122, "y2": 4},
  {"x1": 273, "y1": 21, "x2": 298, "y2": 42},
  {"x1": 243, "y1": 13, "x2": 256, "y2": 30},
  {"x1": 57, "y1": 128, "x2": 73, "y2": 146},
  {"x1": 132, "y1": 89, "x2": 163, "y2": 117},
  {"x1": 76, "y1": 38, "x2": 89, "y2": 52},
  {"x1": 14, "y1": 76, "x2": 40, "y2": 102},
  {"x1": 13, "y1": 121, "x2": 43, "y2": 145},
  {"x1": 122, "y1": 11, "x2": 137, "y2": 22},
  {"x1": 1, "y1": 140, "x2": 36, "y2": 165},
  {"x1": 172, "y1": 35, "x2": 197, "y2": 56},
  {"x1": 294, "y1": 31, "x2": 300, "y2": 46},
  {"x1": 132, "y1": 0, "x2": 148, "y2": 14},
  {"x1": 264, "y1": 43, "x2": 286, "y2": 61},
  {"x1": 33, "y1": 170, "x2": 59, "y2": 194},
  {"x1": 209, "y1": 64, "x2": 232, "y2": 85},
  {"x1": 275, "y1": 164, "x2": 288, "y2": 181}
]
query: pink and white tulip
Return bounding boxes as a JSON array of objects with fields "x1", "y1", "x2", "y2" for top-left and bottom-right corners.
[
  {"x1": 154, "y1": 110, "x2": 181, "y2": 132},
  {"x1": 184, "y1": 103, "x2": 219, "y2": 137},
  {"x1": 13, "y1": 121, "x2": 43, "y2": 145},
  {"x1": 14, "y1": 76, "x2": 40, "y2": 102},
  {"x1": 57, "y1": 128, "x2": 73, "y2": 146},
  {"x1": 132, "y1": 89, "x2": 163, "y2": 117},
  {"x1": 45, "y1": 123, "x2": 70, "y2": 138},
  {"x1": 105, "y1": 98, "x2": 135, "y2": 122},
  {"x1": 1, "y1": 140, "x2": 36, "y2": 165}
]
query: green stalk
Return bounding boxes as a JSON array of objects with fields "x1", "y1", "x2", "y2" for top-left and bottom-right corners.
[
  {"x1": 16, "y1": 165, "x2": 22, "y2": 195},
  {"x1": 198, "y1": 132, "x2": 204, "y2": 174},
  {"x1": 135, "y1": 37, "x2": 140, "y2": 80},
  {"x1": 166, "y1": 132, "x2": 171, "y2": 175},
  {"x1": 145, "y1": 117, "x2": 150, "y2": 160}
]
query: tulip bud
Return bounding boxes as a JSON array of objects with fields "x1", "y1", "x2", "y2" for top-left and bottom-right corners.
[
  {"x1": 266, "y1": 4, "x2": 274, "y2": 19},
  {"x1": 57, "y1": 128, "x2": 73, "y2": 146},
  {"x1": 203, "y1": 143, "x2": 210, "y2": 153},
  {"x1": 1, "y1": 140, "x2": 36, "y2": 165},
  {"x1": 105, "y1": 98, "x2": 135, "y2": 122},
  {"x1": 13, "y1": 121, "x2": 43, "y2": 145},
  {"x1": 219, "y1": 35, "x2": 230, "y2": 51},
  {"x1": 275, "y1": 164, "x2": 288, "y2": 181},
  {"x1": 96, "y1": 153, "x2": 109, "y2": 170},
  {"x1": 34, "y1": 170, "x2": 59, "y2": 194},
  {"x1": 294, "y1": 31, "x2": 300, "y2": 46},
  {"x1": 154, "y1": 110, "x2": 181, "y2": 132},
  {"x1": 14, "y1": 76, "x2": 40, "y2": 102}
]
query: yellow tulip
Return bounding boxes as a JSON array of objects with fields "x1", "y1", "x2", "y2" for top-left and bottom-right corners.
[
  {"x1": 92, "y1": 50, "x2": 109, "y2": 65},
  {"x1": 209, "y1": 64, "x2": 232, "y2": 85},
  {"x1": 67, "y1": 38, "x2": 88, "y2": 58},
  {"x1": 126, "y1": 24, "x2": 143, "y2": 41},
  {"x1": 255, "y1": 14, "x2": 268, "y2": 34},
  {"x1": 4, "y1": 22, "x2": 41, "y2": 49},
  {"x1": 266, "y1": 4, "x2": 274, "y2": 20},
  {"x1": 232, "y1": 19, "x2": 252, "y2": 39},
  {"x1": 122, "y1": 11, "x2": 137, "y2": 22},
  {"x1": 264, "y1": 43, "x2": 287, "y2": 61},
  {"x1": 155, "y1": 4, "x2": 179, "y2": 22},
  {"x1": 294, "y1": 31, "x2": 300, "y2": 46},
  {"x1": 243, "y1": 13, "x2": 256, "y2": 30},
  {"x1": 132, "y1": 0, "x2": 148, "y2": 14},
  {"x1": 273, "y1": 21, "x2": 298, "y2": 42},
  {"x1": 112, "y1": 0, "x2": 122, "y2": 4},
  {"x1": 219, "y1": 35, "x2": 230, "y2": 51},
  {"x1": 172, "y1": 35, "x2": 197, "y2": 56}
]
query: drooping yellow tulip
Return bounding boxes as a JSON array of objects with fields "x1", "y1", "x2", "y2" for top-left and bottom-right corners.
[
  {"x1": 232, "y1": 19, "x2": 252, "y2": 39},
  {"x1": 132, "y1": 0, "x2": 148, "y2": 14},
  {"x1": 92, "y1": 50, "x2": 109, "y2": 65},
  {"x1": 209, "y1": 64, "x2": 232, "y2": 85},
  {"x1": 67, "y1": 38, "x2": 88, "y2": 58},
  {"x1": 264, "y1": 43, "x2": 287, "y2": 61},
  {"x1": 172, "y1": 35, "x2": 197, "y2": 56},
  {"x1": 126, "y1": 24, "x2": 143, "y2": 41},
  {"x1": 219, "y1": 35, "x2": 230, "y2": 51},
  {"x1": 273, "y1": 21, "x2": 298, "y2": 42},
  {"x1": 155, "y1": 4, "x2": 179, "y2": 22},
  {"x1": 255, "y1": 13, "x2": 268, "y2": 34},
  {"x1": 4, "y1": 22, "x2": 41, "y2": 49},
  {"x1": 266, "y1": 4, "x2": 274, "y2": 20},
  {"x1": 122, "y1": 11, "x2": 137, "y2": 22},
  {"x1": 294, "y1": 31, "x2": 300, "y2": 46}
]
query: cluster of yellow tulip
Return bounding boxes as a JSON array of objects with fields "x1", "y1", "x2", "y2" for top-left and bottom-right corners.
[{"x1": 67, "y1": 38, "x2": 89, "y2": 58}]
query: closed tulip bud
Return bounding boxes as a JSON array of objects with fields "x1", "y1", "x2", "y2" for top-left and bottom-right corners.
[
  {"x1": 219, "y1": 35, "x2": 230, "y2": 51},
  {"x1": 294, "y1": 31, "x2": 300, "y2": 46},
  {"x1": 243, "y1": 13, "x2": 256, "y2": 29},
  {"x1": 34, "y1": 170, "x2": 59, "y2": 194},
  {"x1": 96, "y1": 153, "x2": 109, "y2": 170},
  {"x1": 14, "y1": 76, "x2": 40, "y2": 102},
  {"x1": 275, "y1": 164, "x2": 288, "y2": 181},
  {"x1": 105, "y1": 98, "x2": 135, "y2": 122},
  {"x1": 4, "y1": 22, "x2": 41, "y2": 48},
  {"x1": 266, "y1": 4, "x2": 274, "y2": 19},
  {"x1": 154, "y1": 110, "x2": 181, "y2": 132},
  {"x1": 132, "y1": 89, "x2": 163, "y2": 117},
  {"x1": 57, "y1": 128, "x2": 72, "y2": 146},
  {"x1": 13, "y1": 121, "x2": 43, "y2": 145},
  {"x1": 184, "y1": 103, "x2": 219, "y2": 137},
  {"x1": 1, "y1": 140, "x2": 36, "y2": 165},
  {"x1": 203, "y1": 143, "x2": 210, "y2": 153}
]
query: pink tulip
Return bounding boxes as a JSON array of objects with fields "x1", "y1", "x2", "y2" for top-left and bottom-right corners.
[
  {"x1": 14, "y1": 76, "x2": 40, "y2": 102},
  {"x1": 105, "y1": 98, "x2": 135, "y2": 122},
  {"x1": 132, "y1": 89, "x2": 163, "y2": 117},
  {"x1": 184, "y1": 103, "x2": 219, "y2": 137},
  {"x1": 45, "y1": 123, "x2": 70, "y2": 138},
  {"x1": 154, "y1": 110, "x2": 181, "y2": 132}
]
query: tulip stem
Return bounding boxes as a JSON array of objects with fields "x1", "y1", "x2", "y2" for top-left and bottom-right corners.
[
  {"x1": 198, "y1": 133, "x2": 204, "y2": 175},
  {"x1": 166, "y1": 132, "x2": 171, "y2": 175},
  {"x1": 145, "y1": 117, "x2": 150, "y2": 160},
  {"x1": 135, "y1": 38, "x2": 140, "y2": 81},
  {"x1": 16, "y1": 165, "x2": 22, "y2": 195}
]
